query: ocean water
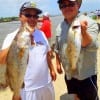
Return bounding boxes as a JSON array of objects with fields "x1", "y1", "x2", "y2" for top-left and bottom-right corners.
[
  {"x1": 0, "y1": 21, "x2": 20, "y2": 48},
  {"x1": 0, "y1": 15, "x2": 63, "y2": 48}
]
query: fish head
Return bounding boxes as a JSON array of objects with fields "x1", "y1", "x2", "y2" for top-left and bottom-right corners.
[
  {"x1": 17, "y1": 31, "x2": 31, "y2": 48},
  {"x1": 72, "y1": 19, "x2": 81, "y2": 35},
  {"x1": 24, "y1": 22, "x2": 35, "y2": 34}
]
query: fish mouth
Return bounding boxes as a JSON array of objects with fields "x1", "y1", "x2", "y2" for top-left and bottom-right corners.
[
  {"x1": 72, "y1": 25, "x2": 80, "y2": 29},
  {"x1": 24, "y1": 23, "x2": 35, "y2": 33}
]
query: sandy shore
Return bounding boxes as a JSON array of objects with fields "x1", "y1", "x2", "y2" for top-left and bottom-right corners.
[{"x1": 0, "y1": 48, "x2": 100, "y2": 100}]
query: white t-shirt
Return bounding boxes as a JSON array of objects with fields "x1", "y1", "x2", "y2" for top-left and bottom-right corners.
[
  {"x1": 1, "y1": 29, "x2": 19, "y2": 50},
  {"x1": 24, "y1": 29, "x2": 52, "y2": 91}
]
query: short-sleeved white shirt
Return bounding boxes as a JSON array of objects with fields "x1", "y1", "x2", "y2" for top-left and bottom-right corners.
[{"x1": 24, "y1": 29, "x2": 51, "y2": 91}]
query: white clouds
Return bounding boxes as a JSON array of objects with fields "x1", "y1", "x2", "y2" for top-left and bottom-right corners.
[
  {"x1": 82, "y1": 0, "x2": 100, "y2": 5},
  {"x1": 80, "y1": 0, "x2": 100, "y2": 12},
  {"x1": 84, "y1": 0, "x2": 100, "y2": 3},
  {"x1": 0, "y1": 0, "x2": 100, "y2": 17}
]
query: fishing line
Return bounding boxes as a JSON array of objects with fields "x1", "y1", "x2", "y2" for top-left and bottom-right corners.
[{"x1": 90, "y1": 77, "x2": 99, "y2": 100}]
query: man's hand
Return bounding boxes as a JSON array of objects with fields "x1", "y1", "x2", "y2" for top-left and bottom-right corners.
[
  {"x1": 55, "y1": 52, "x2": 63, "y2": 74},
  {"x1": 12, "y1": 94, "x2": 21, "y2": 100},
  {"x1": 50, "y1": 70, "x2": 57, "y2": 81},
  {"x1": 81, "y1": 21, "x2": 92, "y2": 47},
  {"x1": 81, "y1": 20, "x2": 88, "y2": 31}
]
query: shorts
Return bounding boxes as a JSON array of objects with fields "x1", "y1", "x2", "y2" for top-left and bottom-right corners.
[
  {"x1": 20, "y1": 82, "x2": 55, "y2": 100},
  {"x1": 65, "y1": 75, "x2": 99, "y2": 100}
]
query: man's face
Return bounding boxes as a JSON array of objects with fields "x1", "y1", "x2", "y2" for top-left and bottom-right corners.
[
  {"x1": 59, "y1": 0, "x2": 79, "y2": 20},
  {"x1": 20, "y1": 9, "x2": 39, "y2": 28}
]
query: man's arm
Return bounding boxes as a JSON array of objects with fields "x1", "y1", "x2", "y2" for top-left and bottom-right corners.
[
  {"x1": 51, "y1": 38, "x2": 63, "y2": 74},
  {"x1": 47, "y1": 50, "x2": 56, "y2": 81}
]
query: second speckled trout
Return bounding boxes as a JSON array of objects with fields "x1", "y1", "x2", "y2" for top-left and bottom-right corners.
[{"x1": 66, "y1": 19, "x2": 82, "y2": 76}]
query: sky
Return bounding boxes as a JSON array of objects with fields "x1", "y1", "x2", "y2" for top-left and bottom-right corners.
[{"x1": 0, "y1": 0, "x2": 100, "y2": 17}]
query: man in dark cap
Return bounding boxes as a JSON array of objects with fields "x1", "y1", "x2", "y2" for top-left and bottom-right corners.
[
  {"x1": 54, "y1": 0, "x2": 99, "y2": 100},
  {"x1": 19, "y1": 1, "x2": 42, "y2": 28}
]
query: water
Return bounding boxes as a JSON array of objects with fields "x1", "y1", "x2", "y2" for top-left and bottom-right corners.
[
  {"x1": 51, "y1": 15, "x2": 63, "y2": 44},
  {"x1": 0, "y1": 21, "x2": 20, "y2": 48},
  {"x1": 0, "y1": 15, "x2": 63, "y2": 48}
]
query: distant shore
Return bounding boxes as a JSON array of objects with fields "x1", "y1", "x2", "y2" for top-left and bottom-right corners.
[{"x1": 0, "y1": 15, "x2": 61, "y2": 23}]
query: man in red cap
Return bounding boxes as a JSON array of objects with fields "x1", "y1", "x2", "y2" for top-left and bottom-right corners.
[{"x1": 37, "y1": 12, "x2": 52, "y2": 45}]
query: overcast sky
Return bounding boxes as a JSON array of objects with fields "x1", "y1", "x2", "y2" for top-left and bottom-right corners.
[{"x1": 0, "y1": 0, "x2": 100, "y2": 17}]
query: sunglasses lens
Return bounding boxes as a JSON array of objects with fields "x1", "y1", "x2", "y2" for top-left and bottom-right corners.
[
  {"x1": 69, "y1": 3, "x2": 76, "y2": 7},
  {"x1": 25, "y1": 14, "x2": 31, "y2": 17},
  {"x1": 60, "y1": 4, "x2": 67, "y2": 9},
  {"x1": 60, "y1": 2, "x2": 76, "y2": 9},
  {"x1": 24, "y1": 14, "x2": 39, "y2": 19}
]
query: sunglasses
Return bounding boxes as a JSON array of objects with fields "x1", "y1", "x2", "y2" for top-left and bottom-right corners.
[
  {"x1": 23, "y1": 13, "x2": 39, "y2": 19},
  {"x1": 59, "y1": 2, "x2": 76, "y2": 9}
]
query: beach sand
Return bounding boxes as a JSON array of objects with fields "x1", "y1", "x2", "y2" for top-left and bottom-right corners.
[{"x1": 0, "y1": 48, "x2": 100, "y2": 100}]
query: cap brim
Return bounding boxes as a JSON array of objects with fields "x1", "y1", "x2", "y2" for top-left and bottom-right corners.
[
  {"x1": 22, "y1": 7, "x2": 42, "y2": 14},
  {"x1": 57, "y1": 0, "x2": 82, "y2": 8}
]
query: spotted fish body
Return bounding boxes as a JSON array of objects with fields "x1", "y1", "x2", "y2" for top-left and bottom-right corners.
[
  {"x1": 66, "y1": 19, "x2": 81, "y2": 76},
  {"x1": 6, "y1": 23, "x2": 31, "y2": 96}
]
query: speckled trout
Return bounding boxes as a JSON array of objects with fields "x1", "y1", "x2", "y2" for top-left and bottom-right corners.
[
  {"x1": 6, "y1": 23, "x2": 32, "y2": 97},
  {"x1": 66, "y1": 19, "x2": 81, "y2": 75}
]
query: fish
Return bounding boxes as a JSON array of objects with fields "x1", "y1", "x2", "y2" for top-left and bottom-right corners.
[
  {"x1": 6, "y1": 23, "x2": 32, "y2": 97},
  {"x1": 66, "y1": 19, "x2": 82, "y2": 76}
]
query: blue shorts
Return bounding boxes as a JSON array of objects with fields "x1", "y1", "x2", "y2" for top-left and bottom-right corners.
[{"x1": 65, "y1": 75, "x2": 99, "y2": 100}]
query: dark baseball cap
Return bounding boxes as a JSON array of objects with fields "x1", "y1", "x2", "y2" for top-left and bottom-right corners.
[
  {"x1": 57, "y1": 0, "x2": 82, "y2": 8},
  {"x1": 20, "y1": 2, "x2": 42, "y2": 14}
]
